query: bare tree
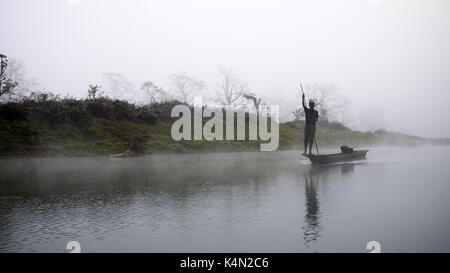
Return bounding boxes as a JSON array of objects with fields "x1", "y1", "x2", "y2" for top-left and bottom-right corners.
[
  {"x1": 6, "y1": 58, "x2": 38, "y2": 99},
  {"x1": 141, "y1": 81, "x2": 170, "y2": 104},
  {"x1": 215, "y1": 66, "x2": 247, "y2": 106},
  {"x1": 292, "y1": 107, "x2": 305, "y2": 121},
  {"x1": 103, "y1": 73, "x2": 135, "y2": 100},
  {"x1": 1, "y1": 56, "x2": 38, "y2": 101},
  {"x1": 168, "y1": 72, "x2": 204, "y2": 104},
  {"x1": 301, "y1": 83, "x2": 349, "y2": 122}
]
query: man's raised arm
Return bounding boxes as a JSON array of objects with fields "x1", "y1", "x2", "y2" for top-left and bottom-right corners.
[{"x1": 302, "y1": 93, "x2": 307, "y2": 110}]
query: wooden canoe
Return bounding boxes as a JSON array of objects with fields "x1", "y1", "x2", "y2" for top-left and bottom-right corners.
[{"x1": 303, "y1": 149, "x2": 369, "y2": 165}]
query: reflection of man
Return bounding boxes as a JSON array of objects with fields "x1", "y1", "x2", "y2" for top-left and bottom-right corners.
[
  {"x1": 302, "y1": 93, "x2": 319, "y2": 155},
  {"x1": 303, "y1": 172, "x2": 321, "y2": 246}
]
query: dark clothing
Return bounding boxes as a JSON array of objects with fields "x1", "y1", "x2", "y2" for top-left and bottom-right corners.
[
  {"x1": 304, "y1": 124, "x2": 316, "y2": 146},
  {"x1": 304, "y1": 108, "x2": 319, "y2": 126},
  {"x1": 302, "y1": 101, "x2": 319, "y2": 149}
]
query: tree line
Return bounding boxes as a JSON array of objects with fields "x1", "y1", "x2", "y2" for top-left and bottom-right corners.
[{"x1": 1, "y1": 53, "x2": 351, "y2": 124}]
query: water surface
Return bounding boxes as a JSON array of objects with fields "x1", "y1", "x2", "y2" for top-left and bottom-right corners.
[{"x1": 1, "y1": 146, "x2": 449, "y2": 252}]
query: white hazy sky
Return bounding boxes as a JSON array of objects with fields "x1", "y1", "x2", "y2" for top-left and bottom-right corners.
[{"x1": 1, "y1": 0, "x2": 449, "y2": 138}]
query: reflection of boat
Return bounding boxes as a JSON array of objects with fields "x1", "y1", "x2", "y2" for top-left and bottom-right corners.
[{"x1": 303, "y1": 149, "x2": 369, "y2": 165}]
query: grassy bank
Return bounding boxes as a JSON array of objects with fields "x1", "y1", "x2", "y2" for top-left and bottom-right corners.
[{"x1": 0, "y1": 95, "x2": 448, "y2": 156}]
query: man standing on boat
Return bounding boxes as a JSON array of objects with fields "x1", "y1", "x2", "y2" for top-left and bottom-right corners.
[{"x1": 302, "y1": 92, "x2": 319, "y2": 155}]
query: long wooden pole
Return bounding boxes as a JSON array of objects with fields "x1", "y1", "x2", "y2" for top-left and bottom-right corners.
[{"x1": 314, "y1": 136, "x2": 319, "y2": 155}]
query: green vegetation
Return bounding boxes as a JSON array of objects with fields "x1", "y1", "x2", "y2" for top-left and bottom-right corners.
[{"x1": 0, "y1": 94, "x2": 448, "y2": 157}]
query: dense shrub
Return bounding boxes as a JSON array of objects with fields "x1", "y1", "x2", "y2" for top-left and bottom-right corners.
[
  {"x1": 3, "y1": 92, "x2": 176, "y2": 126},
  {"x1": 136, "y1": 106, "x2": 157, "y2": 124},
  {"x1": 86, "y1": 98, "x2": 158, "y2": 122},
  {"x1": 19, "y1": 93, "x2": 89, "y2": 126},
  {"x1": 128, "y1": 137, "x2": 146, "y2": 154},
  {"x1": 64, "y1": 99, "x2": 90, "y2": 126},
  {"x1": 148, "y1": 100, "x2": 185, "y2": 121},
  {"x1": 86, "y1": 97, "x2": 114, "y2": 119},
  {"x1": 39, "y1": 100, "x2": 67, "y2": 124},
  {"x1": 0, "y1": 102, "x2": 28, "y2": 121},
  {"x1": 111, "y1": 99, "x2": 137, "y2": 121}
]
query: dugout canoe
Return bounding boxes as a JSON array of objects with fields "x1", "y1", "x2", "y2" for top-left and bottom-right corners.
[{"x1": 303, "y1": 149, "x2": 369, "y2": 165}]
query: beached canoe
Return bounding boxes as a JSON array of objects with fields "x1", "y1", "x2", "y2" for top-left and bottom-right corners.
[
  {"x1": 303, "y1": 149, "x2": 369, "y2": 165},
  {"x1": 108, "y1": 150, "x2": 136, "y2": 158}
]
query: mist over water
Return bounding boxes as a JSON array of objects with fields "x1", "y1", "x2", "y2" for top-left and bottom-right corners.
[{"x1": 1, "y1": 146, "x2": 450, "y2": 252}]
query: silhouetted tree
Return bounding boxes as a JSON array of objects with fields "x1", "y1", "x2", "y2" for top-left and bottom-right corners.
[
  {"x1": 4, "y1": 58, "x2": 38, "y2": 100},
  {"x1": 168, "y1": 72, "x2": 204, "y2": 104},
  {"x1": 141, "y1": 81, "x2": 170, "y2": 104},
  {"x1": 307, "y1": 83, "x2": 349, "y2": 121},
  {"x1": 87, "y1": 85, "x2": 102, "y2": 100},
  {"x1": 292, "y1": 83, "x2": 349, "y2": 122},
  {"x1": 0, "y1": 54, "x2": 19, "y2": 100},
  {"x1": 292, "y1": 108, "x2": 305, "y2": 121}
]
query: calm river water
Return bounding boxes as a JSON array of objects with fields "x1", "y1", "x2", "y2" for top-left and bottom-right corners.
[{"x1": 1, "y1": 146, "x2": 450, "y2": 252}]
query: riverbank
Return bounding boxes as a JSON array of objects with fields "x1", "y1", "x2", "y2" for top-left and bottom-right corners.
[{"x1": 1, "y1": 97, "x2": 448, "y2": 157}]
